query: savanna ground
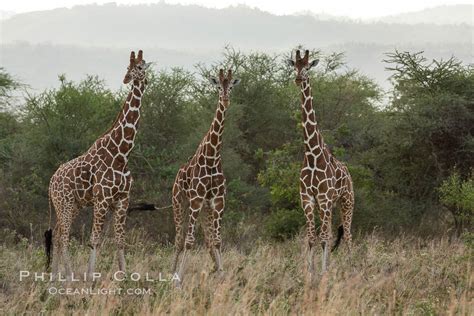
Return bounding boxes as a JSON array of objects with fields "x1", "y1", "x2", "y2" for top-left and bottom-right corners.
[{"x1": 0, "y1": 228, "x2": 471, "y2": 315}]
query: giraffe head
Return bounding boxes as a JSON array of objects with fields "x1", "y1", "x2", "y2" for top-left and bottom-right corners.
[
  {"x1": 209, "y1": 69, "x2": 241, "y2": 106},
  {"x1": 123, "y1": 50, "x2": 152, "y2": 84},
  {"x1": 286, "y1": 49, "x2": 319, "y2": 86}
]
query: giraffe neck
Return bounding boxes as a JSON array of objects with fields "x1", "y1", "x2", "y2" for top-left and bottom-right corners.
[
  {"x1": 300, "y1": 78, "x2": 325, "y2": 154},
  {"x1": 108, "y1": 80, "x2": 146, "y2": 157},
  {"x1": 203, "y1": 97, "x2": 227, "y2": 159}
]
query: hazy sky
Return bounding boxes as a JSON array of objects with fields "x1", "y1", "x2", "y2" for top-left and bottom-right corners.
[{"x1": 1, "y1": 0, "x2": 471, "y2": 18}]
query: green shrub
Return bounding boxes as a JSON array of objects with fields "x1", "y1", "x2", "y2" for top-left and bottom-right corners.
[
  {"x1": 264, "y1": 209, "x2": 305, "y2": 241},
  {"x1": 438, "y1": 171, "x2": 474, "y2": 232}
]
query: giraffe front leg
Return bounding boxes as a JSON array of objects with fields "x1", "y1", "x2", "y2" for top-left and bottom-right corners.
[
  {"x1": 87, "y1": 198, "x2": 109, "y2": 279},
  {"x1": 175, "y1": 196, "x2": 204, "y2": 288},
  {"x1": 301, "y1": 191, "x2": 317, "y2": 275},
  {"x1": 202, "y1": 203, "x2": 217, "y2": 271},
  {"x1": 210, "y1": 195, "x2": 225, "y2": 276},
  {"x1": 113, "y1": 196, "x2": 129, "y2": 273},
  {"x1": 318, "y1": 198, "x2": 333, "y2": 273}
]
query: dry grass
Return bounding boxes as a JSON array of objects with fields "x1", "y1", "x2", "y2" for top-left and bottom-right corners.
[{"x1": 0, "y1": 229, "x2": 472, "y2": 315}]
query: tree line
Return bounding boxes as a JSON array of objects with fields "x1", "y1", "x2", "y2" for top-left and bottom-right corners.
[{"x1": 0, "y1": 48, "x2": 472, "y2": 244}]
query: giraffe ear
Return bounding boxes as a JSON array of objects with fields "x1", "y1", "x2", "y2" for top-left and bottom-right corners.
[
  {"x1": 308, "y1": 59, "x2": 319, "y2": 69},
  {"x1": 209, "y1": 77, "x2": 220, "y2": 86},
  {"x1": 231, "y1": 78, "x2": 241, "y2": 86},
  {"x1": 286, "y1": 59, "x2": 295, "y2": 67},
  {"x1": 142, "y1": 62, "x2": 153, "y2": 70}
]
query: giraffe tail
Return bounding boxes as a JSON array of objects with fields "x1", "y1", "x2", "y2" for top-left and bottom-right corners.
[
  {"x1": 331, "y1": 225, "x2": 344, "y2": 252},
  {"x1": 128, "y1": 202, "x2": 173, "y2": 213},
  {"x1": 44, "y1": 191, "x2": 53, "y2": 270},
  {"x1": 44, "y1": 229, "x2": 53, "y2": 270}
]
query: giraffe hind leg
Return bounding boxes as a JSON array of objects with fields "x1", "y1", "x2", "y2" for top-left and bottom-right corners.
[
  {"x1": 171, "y1": 190, "x2": 186, "y2": 274},
  {"x1": 56, "y1": 198, "x2": 76, "y2": 280},
  {"x1": 339, "y1": 192, "x2": 354, "y2": 252},
  {"x1": 51, "y1": 223, "x2": 61, "y2": 279},
  {"x1": 175, "y1": 196, "x2": 204, "y2": 287},
  {"x1": 332, "y1": 225, "x2": 344, "y2": 252}
]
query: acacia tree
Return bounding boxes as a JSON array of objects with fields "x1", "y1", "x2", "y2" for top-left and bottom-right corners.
[
  {"x1": 0, "y1": 68, "x2": 20, "y2": 110},
  {"x1": 379, "y1": 51, "x2": 474, "y2": 201}
]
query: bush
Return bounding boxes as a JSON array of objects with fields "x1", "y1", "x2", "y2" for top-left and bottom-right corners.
[
  {"x1": 257, "y1": 143, "x2": 301, "y2": 210},
  {"x1": 264, "y1": 209, "x2": 305, "y2": 241},
  {"x1": 438, "y1": 171, "x2": 474, "y2": 232}
]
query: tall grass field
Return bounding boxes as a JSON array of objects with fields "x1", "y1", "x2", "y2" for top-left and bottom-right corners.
[{"x1": 0, "y1": 228, "x2": 471, "y2": 315}]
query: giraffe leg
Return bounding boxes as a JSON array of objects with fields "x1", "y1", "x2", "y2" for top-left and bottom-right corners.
[
  {"x1": 175, "y1": 196, "x2": 204, "y2": 287},
  {"x1": 171, "y1": 187, "x2": 185, "y2": 274},
  {"x1": 113, "y1": 196, "x2": 129, "y2": 272},
  {"x1": 61, "y1": 217, "x2": 73, "y2": 280},
  {"x1": 340, "y1": 192, "x2": 354, "y2": 253},
  {"x1": 202, "y1": 202, "x2": 217, "y2": 271},
  {"x1": 58, "y1": 197, "x2": 76, "y2": 280},
  {"x1": 318, "y1": 198, "x2": 333, "y2": 273},
  {"x1": 87, "y1": 198, "x2": 110, "y2": 279},
  {"x1": 51, "y1": 223, "x2": 61, "y2": 280},
  {"x1": 301, "y1": 191, "x2": 317, "y2": 275},
  {"x1": 210, "y1": 195, "x2": 225, "y2": 276}
]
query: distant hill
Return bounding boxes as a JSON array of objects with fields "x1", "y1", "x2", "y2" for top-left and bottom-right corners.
[
  {"x1": 376, "y1": 4, "x2": 474, "y2": 25},
  {"x1": 1, "y1": 43, "x2": 211, "y2": 91},
  {"x1": 1, "y1": 3, "x2": 471, "y2": 49},
  {"x1": 3, "y1": 41, "x2": 471, "y2": 92},
  {"x1": 0, "y1": 10, "x2": 16, "y2": 20},
  {"x1": 0, "y1": 3, "x2": 472, "y2": 91}
]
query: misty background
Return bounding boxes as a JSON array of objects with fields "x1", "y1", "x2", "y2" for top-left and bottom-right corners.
[{"x1": 0, "y1": 2, "x2": 472, "y2": 92}]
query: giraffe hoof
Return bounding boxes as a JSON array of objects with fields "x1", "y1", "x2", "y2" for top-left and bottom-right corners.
[{"x1": 173, "y1": 279, "x2": 183, "y2": 289}]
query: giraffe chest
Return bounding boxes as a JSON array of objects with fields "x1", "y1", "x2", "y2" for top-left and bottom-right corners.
[{"x1": 179, "y1": 158, "x2": 224, "y2": 195}]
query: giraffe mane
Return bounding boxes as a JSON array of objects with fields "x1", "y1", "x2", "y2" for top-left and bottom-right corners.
[{"x1": 98, "y1": 104, "x2": 124, "y2": 139}]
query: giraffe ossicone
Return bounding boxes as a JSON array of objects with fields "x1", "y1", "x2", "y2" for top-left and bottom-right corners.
[
  {"x1": 171, "y1": 68, "x2": 240, "y2": 287},
  {"x1": 288, "y1": 49, "x2": 354, "y2": 275},
  {"x1": 45, "y1": 50, "x2": 151, "y2": 279}
]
